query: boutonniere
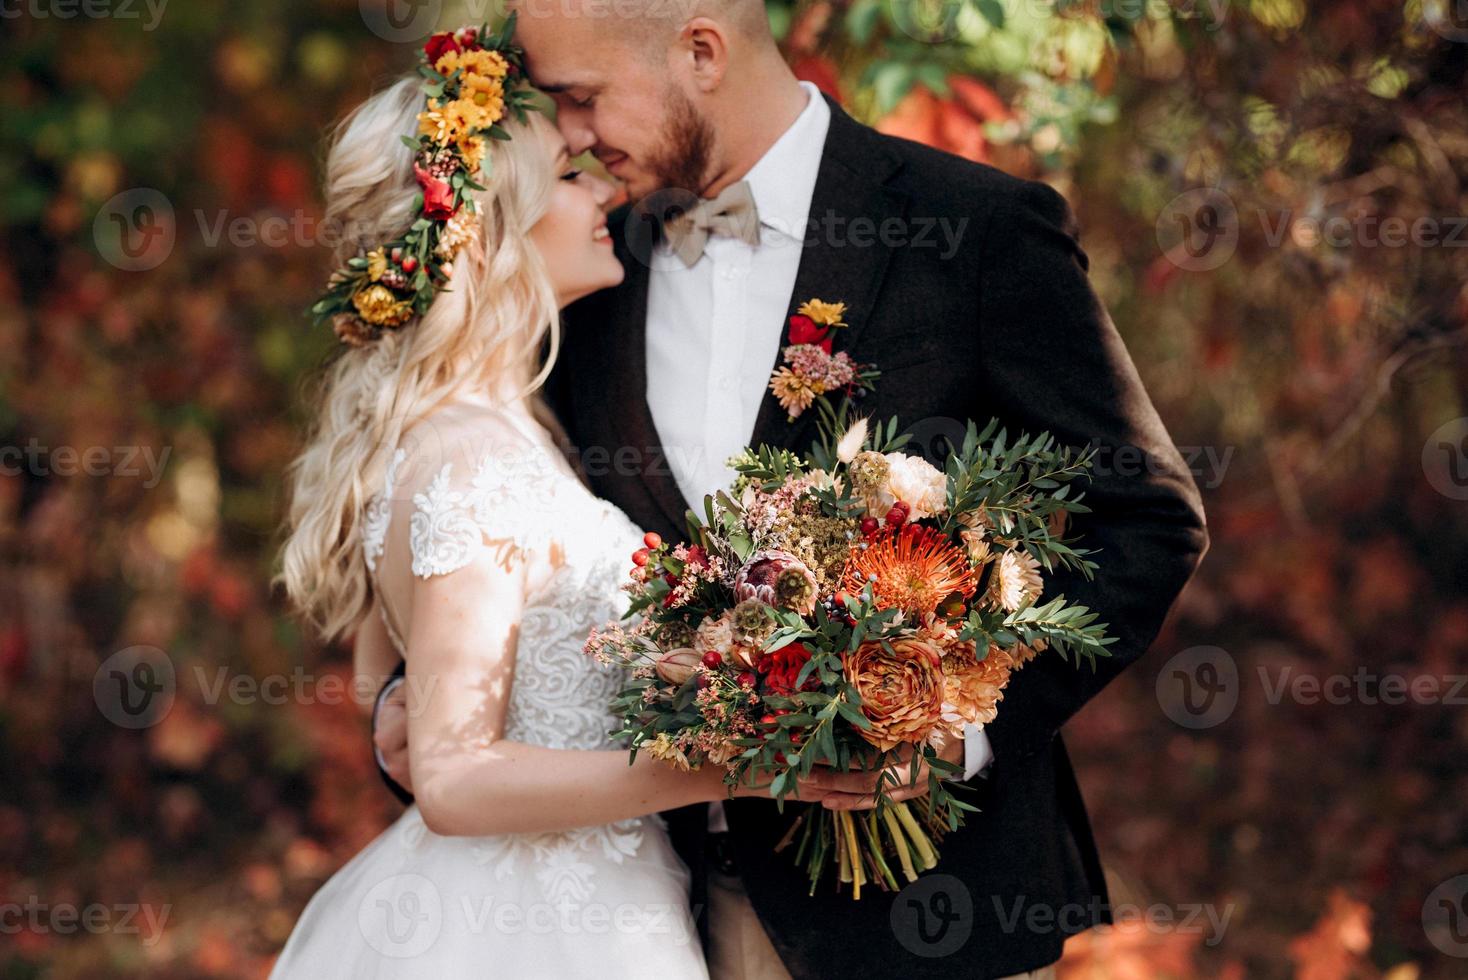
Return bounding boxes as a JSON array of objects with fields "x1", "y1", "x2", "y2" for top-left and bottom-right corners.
[{"x1": 768, "y1": 299, "x2": 878, "y2": 421}]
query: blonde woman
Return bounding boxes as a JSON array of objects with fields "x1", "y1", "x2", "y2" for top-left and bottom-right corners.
[{"x1": 271, "y1": 51, "x2": 803, "y2": 975}]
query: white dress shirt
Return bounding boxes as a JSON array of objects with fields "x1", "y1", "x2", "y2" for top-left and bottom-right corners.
[{"x1": 642, "y1": 85, "x2": 993, "y2": 835}]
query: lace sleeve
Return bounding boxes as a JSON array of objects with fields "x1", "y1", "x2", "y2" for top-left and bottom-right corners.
[{"x1": 404, "y1": 429, "x2": 561, "y2": 580}]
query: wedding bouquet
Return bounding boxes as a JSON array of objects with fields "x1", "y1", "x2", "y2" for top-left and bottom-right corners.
[{"x1": 586, "y1": 301, "x2": 1113, "y2": 897}]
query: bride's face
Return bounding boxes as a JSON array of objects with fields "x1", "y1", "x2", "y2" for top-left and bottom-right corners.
[{"x1": 528, "y1": 130, "x2": 624, "y2": 307}]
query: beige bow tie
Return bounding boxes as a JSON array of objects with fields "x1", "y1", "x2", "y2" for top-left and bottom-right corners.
[{"x1": 663, "y1": 181, "x2": 761, "y2": 267}]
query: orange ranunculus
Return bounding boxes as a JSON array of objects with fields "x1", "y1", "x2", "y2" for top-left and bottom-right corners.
[{"x1": 844, "y1": 638, "x2": 945, "y2": 750}]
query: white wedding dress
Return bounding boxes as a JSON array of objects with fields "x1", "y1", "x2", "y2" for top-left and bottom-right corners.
[{"x1": 271, "y1": 406, "x2": 707, "y2": 979}]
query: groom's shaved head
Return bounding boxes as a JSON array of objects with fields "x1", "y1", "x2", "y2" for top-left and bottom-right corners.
[{"x1": 515, "y1": 0, "x2": 770, "y2": 46}]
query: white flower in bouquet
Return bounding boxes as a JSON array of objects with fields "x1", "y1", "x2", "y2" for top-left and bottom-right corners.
[{"x1": 878, "y1": 452, "x2": 948, "y2": 520}]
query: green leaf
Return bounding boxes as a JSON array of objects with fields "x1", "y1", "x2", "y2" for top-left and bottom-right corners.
[
  {"x1": 916, "y1": 63, "x2": 950, "y2": 98},
  {"x1": 871, "y1": 61, "x2": 917, "y2": 114},
  {"x1": 845, "y1": 0, "x2": 882, "y2": 45},
  {"x1": 975, "y1": 0, "x2": 1006, "y2": 29}
]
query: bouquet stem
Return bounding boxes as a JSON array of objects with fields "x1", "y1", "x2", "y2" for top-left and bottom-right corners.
[
  {"x1": 881, "y1": 804, "x2": 919, "y2": 882},
  {"x1": 893, "y1": 801, "x2": 939, "y2": 871},
  {"x1": 788, "y1": 800, "x2": 945, "y2": 897}
]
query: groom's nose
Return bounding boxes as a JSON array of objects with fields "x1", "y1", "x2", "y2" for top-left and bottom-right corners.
[{"x1": 555, "y1": 104, "x2": 596, "y2": 158}]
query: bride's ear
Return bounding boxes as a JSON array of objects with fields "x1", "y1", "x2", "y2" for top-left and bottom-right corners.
[{"x1": 678, "y1": 17, "x2": 729, "y2": 92}]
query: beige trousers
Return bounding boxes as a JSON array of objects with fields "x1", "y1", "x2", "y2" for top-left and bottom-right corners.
[{"x1": 706, "y1": 868, "x2": 1057, "y2": 980}]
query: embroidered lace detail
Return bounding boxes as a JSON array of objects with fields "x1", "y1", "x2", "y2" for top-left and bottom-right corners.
[
  {"x1": 468, "y1": 818, "x2": 646, "y2": 905},
  {"x1": 405, "y1": 451, "x2": 567, "y2": 579},
  {"x1": 408, "y1": 463, "x2": 488, "y2": 578},
  {"x1": 362, "y1": 448, "x2": 405, "y2": 574}
]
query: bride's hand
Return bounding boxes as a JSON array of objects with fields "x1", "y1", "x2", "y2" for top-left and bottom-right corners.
[{"x1": 701, "y1": 762, "x2": 832, "y2": 804}]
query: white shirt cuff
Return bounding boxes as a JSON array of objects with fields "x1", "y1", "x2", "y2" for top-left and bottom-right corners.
[{"x1": 961, "y1": 724, "x2": 994, "y2": 780}]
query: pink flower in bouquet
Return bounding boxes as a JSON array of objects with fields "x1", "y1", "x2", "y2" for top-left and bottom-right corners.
[{"x1": 734, "y1": 550, "x2": 819, "y2": 615}]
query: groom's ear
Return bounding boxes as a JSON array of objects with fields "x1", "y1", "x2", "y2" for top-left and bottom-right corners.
[{"x1": 677, "y1": 17, "x2": 730, "y2": 92}]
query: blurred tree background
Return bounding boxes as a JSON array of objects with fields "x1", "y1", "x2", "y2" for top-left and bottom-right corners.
[{"x1": 1, "y1": 0, "x2": 1466, "y2": 976}]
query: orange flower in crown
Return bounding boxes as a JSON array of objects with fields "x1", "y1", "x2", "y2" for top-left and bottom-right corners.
[{"x1": 310, "y1": 18, "x2": 539, "y2": 347}]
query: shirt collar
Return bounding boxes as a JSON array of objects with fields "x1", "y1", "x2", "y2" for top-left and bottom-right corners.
[{"x1": 742, "y1": 81, "x2": 831, "y2": 245}]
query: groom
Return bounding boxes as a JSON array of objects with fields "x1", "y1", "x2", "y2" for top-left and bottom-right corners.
[{"x1": 375, "y1": 2, "x2": 1208, "y2": 976}]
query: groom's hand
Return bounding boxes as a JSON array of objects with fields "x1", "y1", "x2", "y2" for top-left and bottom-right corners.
[
  {"x1": 804, "y1": 737, "x2": 965, "y2": 811},
  {"x1": 373, "y1": 678, "x2": 414, "y2": 795}
]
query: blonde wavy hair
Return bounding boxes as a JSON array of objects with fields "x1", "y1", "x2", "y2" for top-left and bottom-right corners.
[{"x1": 278, "y1": 75, "x2": 561, "y2": 641}]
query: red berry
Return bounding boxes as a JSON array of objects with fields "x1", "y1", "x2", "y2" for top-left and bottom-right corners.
[
  {"x1": 701, "y1": 650, "x2": 723, "y2": 669},
  {"x1": 738, "y1": 670, "x2": 757, "y2": 688},
  {"x1": 401, "y1": 256, "x2": 419, "y2": 274},
  {"x1": 835, "y1": 590, "x2": 852, "y2": 607},
  {"x1": 860, "y1": 517, "x2": 880, "y2": 536},
  {"x1": 760, "y1": 713, "x2": 778, "y2": 726},
  {"x1": 390, "y1": 247, "x2": 403, "y2": 263},
  {"x1": 894, "y1": 500, "x2": 911, "y2": 514},
  {"x1": 631, "y1": 548, "x2": 650, "y2": 567},
  {"x1": 885, "y1": 506, "x2": 907, "y2": 527},
  {"x1": 664, "y1": 573, "x2": 677, "y2": 586},
  {"x1": 643, "y1": 532, "x2": 662, "y2": 549},
  {"x1": 696, "y1": 674, "x2": 711, "y2": 689}
]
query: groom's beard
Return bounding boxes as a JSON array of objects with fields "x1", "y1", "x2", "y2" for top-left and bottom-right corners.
[{"x1": 642, "y1": 85, "x2": 714, "y2": 198}]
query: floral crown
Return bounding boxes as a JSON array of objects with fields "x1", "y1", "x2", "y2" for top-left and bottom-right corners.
[{"x1": 311, "y1": 17, "x2": 539, "y2": 347}]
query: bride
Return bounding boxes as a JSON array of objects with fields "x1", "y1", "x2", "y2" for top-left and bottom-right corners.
[{"x1": 272, "y1": 32, "x2": 794, "y2": 977}]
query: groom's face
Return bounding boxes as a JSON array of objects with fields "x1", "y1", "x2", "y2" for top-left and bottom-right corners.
[{"x1": 515, "y1": 8, "x2": 713, "y2": 202}]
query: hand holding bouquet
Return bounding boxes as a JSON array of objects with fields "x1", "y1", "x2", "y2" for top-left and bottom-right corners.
[{"x1": 586, "y1": 302, "x2": 1114, "y2": 897}]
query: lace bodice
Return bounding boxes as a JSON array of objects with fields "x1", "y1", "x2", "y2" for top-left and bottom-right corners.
[{"x1": 361, "y1": 409, "x2": 645, "y2": 750}]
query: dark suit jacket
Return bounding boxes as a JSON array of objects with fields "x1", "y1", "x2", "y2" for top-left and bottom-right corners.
[{"x1": 545, "y1": 96, "x2": 1208, "y2": 978}]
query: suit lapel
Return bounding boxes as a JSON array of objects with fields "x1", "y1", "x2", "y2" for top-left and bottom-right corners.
[{"x1": 749, "y1": 99, "x2": 907, "y2": 452}]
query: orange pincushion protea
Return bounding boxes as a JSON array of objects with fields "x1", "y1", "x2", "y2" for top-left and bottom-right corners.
[
  {"x1": 844, "y1": 638, "x2": 946, "y2": 750},
  {"x1": 843, "y1": 525, "x2": 978, "y2": 617}
]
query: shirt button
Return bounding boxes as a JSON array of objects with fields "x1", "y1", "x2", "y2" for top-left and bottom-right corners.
[{"x1": 719, "y1": 376, "x2": 735, "y2": 391}]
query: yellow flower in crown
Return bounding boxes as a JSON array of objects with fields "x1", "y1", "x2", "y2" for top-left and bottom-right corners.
[
  {"x1": 352, "y1": 284, "x2": 415, "y2": 327},
  {"x1": 447, "y1": 97, "x2": 496, "y2": 133},
  {"x1": 366, "y1": 248, "x2": 388, "y2": 283},
  {"x1": 458, "y1": 135, "x2": 487, "y2": 176},
  {"x1": 797, "y1": 298, "x2": 848, "y2": 329},
  {"x1": 461, "y1": 73, "x2": 506, "y2": 115},
  {"x1": 435, "y1": 48, "x2": 509, "y2": 81},
  {"x1": 418, "y1": 107, "x2": 462, "y2": 145}
]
